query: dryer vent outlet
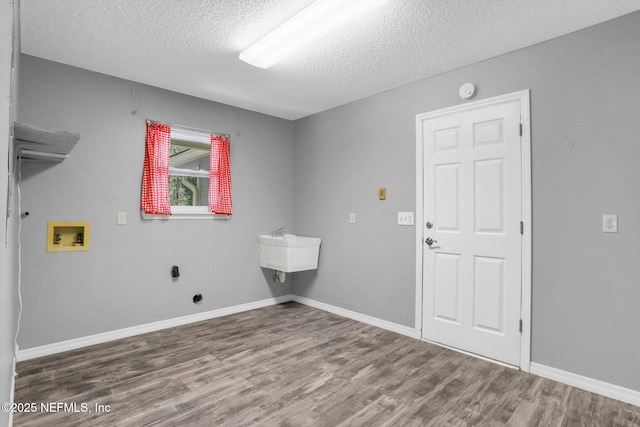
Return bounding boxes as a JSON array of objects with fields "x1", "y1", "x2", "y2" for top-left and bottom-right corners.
[{"x1": 192, "y1": 293, "x2": 203, "y2": 304}]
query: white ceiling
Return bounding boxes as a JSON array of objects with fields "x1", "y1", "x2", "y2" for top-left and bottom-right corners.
[{"x1": 19, "y1": 0, "x2": 640, "y2": 120}]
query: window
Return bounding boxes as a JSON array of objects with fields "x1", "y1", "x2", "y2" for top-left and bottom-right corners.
[
  {"x1": 169, "y1": 127, "x2": 211, "y2": 208},
  {"x1": 141, "y1": 122, "x2": 232, "y2": 219}
]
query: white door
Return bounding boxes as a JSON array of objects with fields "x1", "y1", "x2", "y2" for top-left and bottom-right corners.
[{"x1": 419, "y1": 97, "x2": 523, "y2": 366}]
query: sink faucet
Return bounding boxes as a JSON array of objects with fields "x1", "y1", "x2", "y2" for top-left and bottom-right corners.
[{"x1": 272, "y1": 227, "x2": 287, "y2": 237}]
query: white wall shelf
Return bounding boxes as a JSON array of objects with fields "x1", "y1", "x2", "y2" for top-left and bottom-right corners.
[{"x1": 13, "y1": 121, "x2": 81, "y2": 163}]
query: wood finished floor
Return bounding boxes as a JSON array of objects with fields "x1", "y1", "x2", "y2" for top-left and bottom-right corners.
[{"x1": 14, "y1": 302, "x2": 640, "y2": 426}]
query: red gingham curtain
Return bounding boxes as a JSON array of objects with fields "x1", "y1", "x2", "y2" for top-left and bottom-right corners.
[
  {"x1": 209, "y1": 135, "x2": 232, "y2": 215},
  {"x1": 140, "y1": 122, "x2": 172, "y2": 215}
]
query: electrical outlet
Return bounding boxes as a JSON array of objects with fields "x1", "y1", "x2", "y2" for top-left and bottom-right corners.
[
  {"x1": 398, "y1": 212, "x2": 414, "y2": 225},
  {"x1": 349, "y1": 213, "x2": 356, "y2": 224},
  {"x1": 602, "y1": 214, "x2": 617, "y2": 233}
]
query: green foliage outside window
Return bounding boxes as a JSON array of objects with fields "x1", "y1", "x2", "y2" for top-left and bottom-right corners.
[
  {"x1": 169, "y1": 176, "x2": 198, "y2": 206},
  {"x1": 169, "y1": 142, "x2": 208, "y2": 206}
]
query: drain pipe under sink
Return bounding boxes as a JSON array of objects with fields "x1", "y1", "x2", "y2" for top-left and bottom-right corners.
[{"x1": 272, "y1": 270, "x2": 286, "y2": 283}]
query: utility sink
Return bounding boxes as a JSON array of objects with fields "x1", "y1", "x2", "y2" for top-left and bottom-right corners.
[{"x1": 258, "y1": 234, "x2": 321, "y2": 273}]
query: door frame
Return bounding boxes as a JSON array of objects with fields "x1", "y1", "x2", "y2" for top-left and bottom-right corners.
[{"x1": 415, "y1": 90, "x2": 531, "y2": 372}]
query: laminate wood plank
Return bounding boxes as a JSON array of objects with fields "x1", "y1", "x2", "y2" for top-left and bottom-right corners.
[{"x1": 13, "y1": 302, "x2": 640, "y2": 426}]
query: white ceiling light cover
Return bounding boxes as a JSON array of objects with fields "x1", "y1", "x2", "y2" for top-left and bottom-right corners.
[{"x1": 239, "y1": 0, "x2": 392, "y2": 69}]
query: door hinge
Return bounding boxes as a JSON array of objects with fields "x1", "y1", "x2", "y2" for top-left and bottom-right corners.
[
  {"x1": 519, "y1": 319, "x2": 523, "y2": 333},
  {"x1": 520, "y1": 221, "x2": 524, "y2": 234},
  {"x1": 519, "y1": 123, "x2": 523, "y2": 136}
]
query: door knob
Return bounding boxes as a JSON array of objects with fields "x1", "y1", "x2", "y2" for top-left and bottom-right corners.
[{"x1": 425, "y1": 237, "x2": 437, "y2": 246}]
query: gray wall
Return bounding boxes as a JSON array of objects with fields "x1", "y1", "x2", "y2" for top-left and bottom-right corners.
[
  {"x1": 1, "y1": 1, "x2": 19, "y2": 425},
  {"x1": 293, "y1": 11, "x2": 640, "y2": 391},
  {"x1": 16, "y1": 55, "x2": 294, "y2": 349}
]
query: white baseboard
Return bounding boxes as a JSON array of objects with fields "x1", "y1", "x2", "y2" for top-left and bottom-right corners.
[
  {"x1": 17, "y1": 295, "x2": 294, "y2": 362},
  {"x1": 530, "y1": 362, "x2": 640, "y2": 407},
  {"x1": 291, "y1": 295, "x2": 419, "y2": 339},
  {"x1": 16, "y1": 294, "x2": 418, "y2": 362}
]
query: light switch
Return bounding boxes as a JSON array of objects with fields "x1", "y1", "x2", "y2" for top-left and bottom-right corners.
[
  {"x1": 398, "y1": 212, "x2": 414, "y2": 225},
  {"x1": 602, "y1": 214, "x2": 617, "y2": 233},
  {"x1": 117, "y1": 211, "x2": 127, "y2": 225}
]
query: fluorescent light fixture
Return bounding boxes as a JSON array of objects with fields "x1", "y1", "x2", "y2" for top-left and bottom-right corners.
[{"x1": 239, "y1": 0, "x2": 391, "y2": 69}]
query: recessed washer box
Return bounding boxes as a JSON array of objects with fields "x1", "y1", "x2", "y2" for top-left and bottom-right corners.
[{"x1": 47, "y1": 222, "x2": 90, "y2": 252}]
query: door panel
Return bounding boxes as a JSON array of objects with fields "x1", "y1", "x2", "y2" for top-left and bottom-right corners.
[
  {"x1": 434, "y1": 127, "x2": 460, "y2": 151},
  {"x1": 473, "y1": 256, "x2": 505, "y2": 333},
  {"x1": 421, "y1": 99, "x2": 522, "y2": 366},
  {"x1": 433, "y1": 252, "x2": 461, "y2": 323},
  {"x1": 434, "y1": 163, "x2": 460, "y2": 232},
  {"x1": 473, "y1": 119, "x2": 504, "y2": 147},
  {"x1": 474, "y1": 159, "x2": 504, "y2": 233}
]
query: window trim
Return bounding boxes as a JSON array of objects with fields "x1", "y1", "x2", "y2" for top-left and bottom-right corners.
[
  {"x1": 141, "y1": 207, "x2": 231, "y2": 220},
  {"x1": 141, "y1": 122, "x2": 232, "y2": 220},
  {"x1": 169, "y1": 167, "x2": 209, "y2": 178}
]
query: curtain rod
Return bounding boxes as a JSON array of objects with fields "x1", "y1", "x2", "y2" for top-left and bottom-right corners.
[{"x1": 146, "y1": 119, "x2": 230, "y2": 139}]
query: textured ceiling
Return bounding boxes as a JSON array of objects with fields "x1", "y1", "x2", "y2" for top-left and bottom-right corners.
[{"x1": 20, "y1": 0, "x2": 640, "y2": 120}]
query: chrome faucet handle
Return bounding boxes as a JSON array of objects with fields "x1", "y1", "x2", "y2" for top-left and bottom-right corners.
[{"x1": 272, "y1": 227, "x2": 287, "y2": 237}]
